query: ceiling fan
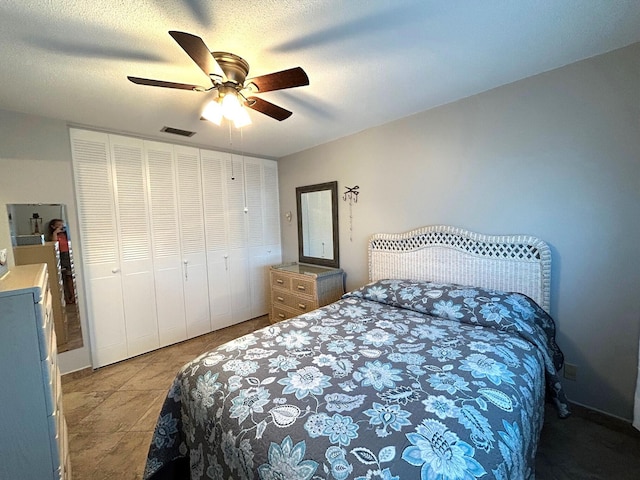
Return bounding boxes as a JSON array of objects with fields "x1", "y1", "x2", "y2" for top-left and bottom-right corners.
[{"x1": 128, "y1": 31, "x2": 309, "y2": 127}]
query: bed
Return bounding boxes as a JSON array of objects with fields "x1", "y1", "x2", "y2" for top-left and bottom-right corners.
[{"x1": 143, "y1": 225, "x2": 569, "y2": 480}]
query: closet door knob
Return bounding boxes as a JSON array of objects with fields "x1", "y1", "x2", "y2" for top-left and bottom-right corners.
[{"x1": 111, "y1": 268, "x2": 120, "y2": 274}]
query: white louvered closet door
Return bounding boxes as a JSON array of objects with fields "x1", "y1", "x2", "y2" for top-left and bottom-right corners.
[
  {"x1": 245, "y1": 157, "x2": 282, "y2": 318},
  {"x1": 245, "y1": 157, "x2": 264, "y2": 249},
  {"x1": 110, "y1": 135, "x2": 159, "y2": 357},
  {"x1": 259, "y1": 159, "x2": 282, "y2": 313},
  {"x1": 145, "y1": 141, "x2": 187, "y2": 347},
  {"x1": 226, "y1": 154, "x2": 251, "y2": 322},
  {"x1": 70, "y1": 129, "x2": 127, "y2": 367},
  {"x1": 175, "y1": 145, "x2": 211, "y2": 338},
  {"x1": 201, "y1": 149, "x2": 233, "y2": 329},
  {"x1": 263, "y1": 159, "x2": 282, "y2": 250}
]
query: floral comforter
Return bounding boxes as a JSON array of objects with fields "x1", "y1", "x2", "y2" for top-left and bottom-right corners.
[{"x1": 144, "y1": 280, "x2": 569, "y2": 480}]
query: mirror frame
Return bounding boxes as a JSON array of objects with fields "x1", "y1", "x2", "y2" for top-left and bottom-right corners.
[
  {"x1": 296, "y1": 181, "x2": 340, "y2": 268},
  {"x1": 6, "y1": 203, "x2": 84, "y2": 352}
]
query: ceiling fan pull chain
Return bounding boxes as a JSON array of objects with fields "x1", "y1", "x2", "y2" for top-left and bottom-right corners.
[
  {"x1": 228, "y1": 122, "x2": 236, "y2": 180},
  {"x1": 241, "y1": 127, "x2": 248, "y2": 213}
]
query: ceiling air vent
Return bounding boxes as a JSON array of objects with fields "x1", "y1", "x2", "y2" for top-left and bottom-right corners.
[{"x1": 161, "y1": 126, "x2": 196, "y2": 137}]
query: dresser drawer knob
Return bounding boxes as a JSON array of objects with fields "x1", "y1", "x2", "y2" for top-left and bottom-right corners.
[
  {"x1": 298, "y1": 303, "x2": 307, "y2": 310},
  {"x1": 278, "y1": 313, "x2": 285, "y2": 319},
  {"x1": 276, "y1": 296, "x2": 284, "y2": 302},
  {"x1": 297, "y1": 285, "x2": 306, "y2": 291},
  {"x1": 276, "y1": 279, "x2": 284, "y2": 284}
]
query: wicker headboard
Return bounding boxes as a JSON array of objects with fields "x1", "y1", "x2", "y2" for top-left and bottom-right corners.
[{"x1": 368, "y1": 225, "x2": 551, "y2": 312}]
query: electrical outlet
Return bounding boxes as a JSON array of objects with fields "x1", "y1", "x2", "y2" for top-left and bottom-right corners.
[{"x1": 564, "y1": 363, "x2": 577, "y2": 381}]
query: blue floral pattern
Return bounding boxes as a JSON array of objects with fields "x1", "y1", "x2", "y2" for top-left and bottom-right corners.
[{"x1": 144, "y1": 280, "x2": 569, "y2": 480}]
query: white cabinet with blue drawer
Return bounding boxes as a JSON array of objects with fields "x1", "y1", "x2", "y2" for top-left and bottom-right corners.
[{"x1": 0, "y1": 263, "x2": 70, "y2": 479}]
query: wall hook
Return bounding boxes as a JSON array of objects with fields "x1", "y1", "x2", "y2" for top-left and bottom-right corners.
[
  {"x1": 343, "y1": 185, "x2": 360, "y2": 242},
  {"x1": 343, "y1": 185, "x2": 359, "y2": 203}
]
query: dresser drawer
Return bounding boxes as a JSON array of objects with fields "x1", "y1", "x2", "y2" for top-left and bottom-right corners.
[
  {"x1": 61, "y1": 420, "x2": 70, "y2": 480},
  {"x1": 291, "y1": 277, "x2": 315, "y2": 296},
  {"x1": 41, "y1": 324, "x2": 59, "y2": 413},
  {"x1": 48, "y1": 407, "x2": 61, "y2": 472},
  {"x1": 271, "y1": 305, "x2": 293, "y2": 323},
  {"x1": 271, "y1": 271, "x2": 291, "y2": 290},
  {"x1": 269, "y1": 263, "x2": 344, "y2": 324},
  {"x1": 36, "y1": 286, "x2": 54, "y2": 360},
  {"x1": 41, "y1": 357, "x2": 60, "y2": 415},
  {"x1": 272, "y1": 290, "x2": 318, "y2": 314}
]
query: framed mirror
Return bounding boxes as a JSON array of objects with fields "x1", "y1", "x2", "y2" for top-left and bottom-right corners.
[
  {"x1": 6, "y1": 203, "x2": 83, "y2": 353},
  {"x1": 296, "y1": 181, "x2": 339, "y2": 268}
]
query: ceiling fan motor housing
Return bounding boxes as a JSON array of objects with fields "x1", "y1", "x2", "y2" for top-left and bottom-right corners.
[{"x1": 212, "y1": 52, "x2": 250, "y2": 85}]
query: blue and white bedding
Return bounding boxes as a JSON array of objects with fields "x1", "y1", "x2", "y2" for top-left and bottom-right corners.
[{"x1": 144, "y1": 279, "x2": 569, "y2": 480}]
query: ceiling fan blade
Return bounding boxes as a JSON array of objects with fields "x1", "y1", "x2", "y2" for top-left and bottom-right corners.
[
  {"x1": 246, "y1": 67, "x2": 309, "y2": 93},
  {"x1": 168, "y1": 31, "x2": 225, "y2": 79},
  {"x1": 246, "y1": 97, "x2": 293, "y2": 121},
  {"x1": 127, "y1": 76, "x2": 206, "y2": 91}
]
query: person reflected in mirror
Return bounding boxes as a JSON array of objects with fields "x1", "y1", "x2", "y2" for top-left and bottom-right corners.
[{"x1": 47, "y1": 218, "x2": 75, "y2": 304}]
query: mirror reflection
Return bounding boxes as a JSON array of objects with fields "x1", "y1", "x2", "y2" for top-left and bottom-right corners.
[
  {"x1": 296, "y1": 181, "x2": 339, "y2": 268},
  {"x1": 7, "y1": 203, "x2": 83, "y2": 352},
  {"x1": 301, "y1": 190, "x2": 334, "y2": 259}
]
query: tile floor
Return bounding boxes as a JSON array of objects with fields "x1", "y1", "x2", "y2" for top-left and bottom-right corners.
[
  {"x1": 62, "y1": 315, "x2": 270, "y2": 479},
  {"x1": 62, "y1": 315, "x2": 640, "y2": 480}
]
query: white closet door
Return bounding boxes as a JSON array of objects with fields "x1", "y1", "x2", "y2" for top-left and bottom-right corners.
[
  {"x1": 245, "y1": 157, "x2": 268, "y2": 317},
  {"x1": 145, "y1": 140, "x2": 187, "y2": 347},
  {"x1": 226, "y1": 155, "x2": 248, "y2": 250},
  {"x1": 70, "y1": 129, "x2": 127, "y2": 367},
  {"x1": 201, "y1": 149, "x2": 232, "y2": 329},
  {"x1": 176, "y1": 145, "x2": 211, "y2": 338},
  {"x1": 226, "y1": 154, "x2": 251, "y2": 322},
  {"x1": 110, "y1": 135, "x2": 159, "y2": 357},
  {"x1": 262, "y1": 159, "x2": 282, "y2": 248},
  {"x1": 246, "y1": 158, "x2": 282, "y2": 317},
  {"x1": 259, "y1": 159, "x2": 283, "y2": 315},
  {"x1": 245, "y1": 157, "x2": 264, "y2": 249}
]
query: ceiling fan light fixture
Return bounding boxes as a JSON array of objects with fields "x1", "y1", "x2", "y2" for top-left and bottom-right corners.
[
  {"x1": 202, "y1": 100, "x2": 223, "y2": 125},
  {"x1": 202, "y1": 95, "x2": 252, "y2": 128},
  {"x1": 221, "y1": 92, "x2": 242, "y2": 120},
  {"x1": 233, "y1": 107, "x2": 252, "y2": 128}
]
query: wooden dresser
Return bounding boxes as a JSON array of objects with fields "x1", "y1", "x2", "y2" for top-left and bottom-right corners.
[
  {"x1": 0, "y1": 264, "x2": 70, "y2": 479},
  {"x1": 269, "y1": 262, "x2": 345, "y2": 323}
]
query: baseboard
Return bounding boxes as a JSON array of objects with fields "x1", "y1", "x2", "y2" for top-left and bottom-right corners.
[
  {"x1": 61, "y1": 366, "x2": 93, "y2": 384},
  {"x1": 568, "y1": 400, "x2": 640, "y2": 437}
]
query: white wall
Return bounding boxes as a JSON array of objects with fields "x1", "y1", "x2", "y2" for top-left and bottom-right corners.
[
  {"x1": 0, "y1": 110, "x2": 91, "y2": 373},
  {"x1": 278, "y1": 43, "x2": 640, "y2": 420}
]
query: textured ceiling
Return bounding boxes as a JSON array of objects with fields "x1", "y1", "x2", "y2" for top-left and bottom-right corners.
[{"x1": 0, "y1": 0, "x2": 639, "y2": 158}]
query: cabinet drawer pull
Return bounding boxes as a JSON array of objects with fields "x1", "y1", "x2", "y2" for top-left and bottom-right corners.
[
  {"x1": 278, "y1": 313, "x2": 285, "y2": 319},
  {"x1": 298, "y1": 303, "x2": 307, "y2": 310},
  {"x1": 276, "y1": 296, "x2": 284, "y2": 302},
  {"x1": 276, "y1": 279, "x2": 284, "y2": 284},
  {"x1": 297, "y1": 285, "x2": 306, "y2": 291}
]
